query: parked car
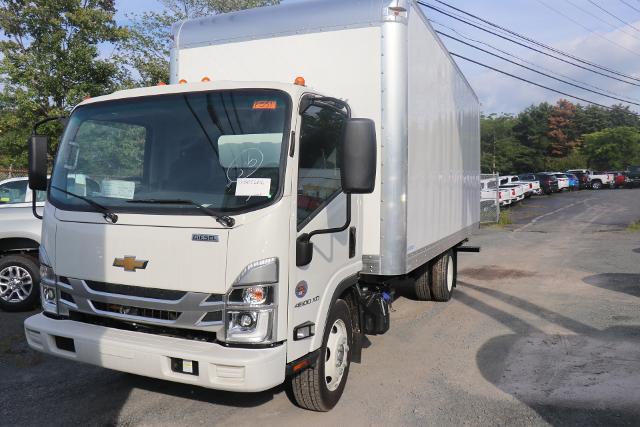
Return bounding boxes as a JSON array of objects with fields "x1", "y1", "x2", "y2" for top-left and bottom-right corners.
[
  {"x1": 628, "y1": 165, "x2": 640, "y2": 188},
  {"x1": 481, "y1": 179, "x2": 511, "y2": 207},
  {"x1": 567, "y1": 169, "x2": 613, "y2": 190},
  {"x1": 498, "y1": 188, "x2": 512, "y2": 207},
  {"x1": 548, "y1": 172, "x2": 570, "y2": 191},
  {"x1": 606, "y1": 171, "x2": 628, "y2": 189},
  {"x1": 565, "y1": 173, "x2": 580, "y2": 191},
  {"x1": 504, "y1": 175, "x2": 541, "y2": 196},
  {"x1": 500, "y1": 176, "x2": 531, "y2": 198},
  {"x1": 569, "y1": 171, "x2": 590, "y2": 189},
  {"x1": 532, "y1": 173, "x2": 559, "y2": 194},
  {"x1": 500, "y1": 184, "x2": 525, "y2": 203},
  {"x1": 513, "y1": 174, "x2": 542, "y2": 195},
  {"x1": 0, "y1": 177, "x2": 44, "y2": 311}
]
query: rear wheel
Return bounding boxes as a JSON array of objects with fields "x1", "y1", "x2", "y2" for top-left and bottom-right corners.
[
  {"x1": 412, "y1": 264, "x2": 431, "y2": 301},
  {"x1": 0, "y1": 254, "x2": 40, "y2": 312},
  {"x1": 290, "y1": 299, "x2": 352, "y2": 411},
  {"x1": 591, "y1": 181, "x2": 602, "y2": 190},
  {"x1": 430, "y1": 251, "x2": 455, "y2": 302}
]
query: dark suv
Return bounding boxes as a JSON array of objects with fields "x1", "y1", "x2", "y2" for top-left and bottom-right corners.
[
  {"x1": 628, "y1": 166, "x2": 640, "y2": 188},
  {"x1": 531, "y1": 173, "x2": 559, "y2": 194}
]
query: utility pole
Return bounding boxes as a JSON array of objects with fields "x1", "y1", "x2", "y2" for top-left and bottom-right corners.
[{"x1": 492, "y1": 130, "x2": 496, "y2": 174}]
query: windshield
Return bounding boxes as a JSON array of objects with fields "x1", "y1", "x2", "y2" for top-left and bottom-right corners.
[{"x1": 50, "y1": 89, "x2": 291, "y2": 215}]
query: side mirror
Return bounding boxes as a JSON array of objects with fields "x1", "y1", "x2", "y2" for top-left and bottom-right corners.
[
  {"x1": 28, "y1": 135, "x2": 49, "y2": 191},
  {"x1": 341, "y1": 118, "x2": 377, "y2": 194},
  {"x1": 296, "y1": 234, "x2": 314, "y2": 267}
]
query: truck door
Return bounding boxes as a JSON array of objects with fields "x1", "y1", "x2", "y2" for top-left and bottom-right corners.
[{"x1": 288, "y1": 102, "x2": 360, "y2": 360}]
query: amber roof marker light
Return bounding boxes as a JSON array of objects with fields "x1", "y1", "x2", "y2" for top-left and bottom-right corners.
[{"x1": 294, "y1": 76, "x2": 306, "y2": 86}]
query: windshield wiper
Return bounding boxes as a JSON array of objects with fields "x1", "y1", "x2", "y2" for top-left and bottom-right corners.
[
  {"x1": 127, "y1": 199, "x2": 235, "y2": 227},
  {"x1": 51, "y1": 185, "x2": 119, "y2": 223}
]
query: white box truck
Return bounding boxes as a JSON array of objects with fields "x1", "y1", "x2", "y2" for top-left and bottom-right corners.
[{"x1": 24, "y1": 0, "x2": 479, "y2": 411}]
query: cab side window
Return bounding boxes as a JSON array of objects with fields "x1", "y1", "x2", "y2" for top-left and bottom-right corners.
[
  {"x1": 297, "y1": 104, "x2": 347, "y2": 228},
  {"x1": 0, "y1": 180, "x2": 28, "y2": 204}
]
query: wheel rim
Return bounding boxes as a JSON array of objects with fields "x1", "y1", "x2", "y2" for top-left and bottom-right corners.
[
  {"x1": 446, "y1": 255, "x2": 454, "y2": 292},
  {"x1": 324, "y1": 319, "x2": 349, "y2": 391},
  {"x1": 0, "y1": 265, "x2": 33, "y2": 303}
]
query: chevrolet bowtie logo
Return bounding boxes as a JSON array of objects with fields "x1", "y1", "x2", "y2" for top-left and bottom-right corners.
[{"x1": 113, "y1": 256, "x2": 148, "y2": 272}]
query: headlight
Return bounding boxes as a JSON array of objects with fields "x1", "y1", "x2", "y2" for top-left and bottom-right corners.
[
  {"x1": 39, "y1": 264, "x2": 58, "y2": 315},
  {"x1": 224, "y1": 285, "x2": 275, "y2": 344},
  {"x1": 226, "y1": 310, "x2": 273, "y2": 343}
]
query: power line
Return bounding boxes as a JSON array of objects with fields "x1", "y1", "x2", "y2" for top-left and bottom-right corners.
[
  {"x1": 417, "y1": 1, "x2": 640, "y2": 87},
  {"x1": 448, "y1": 52, "x2": 614, "y2": 110},
  {"x1": 431, "y1": 20, "x2": 640, "y2": 103},
  {"x1": 618, "y1": 0, "x2": 640, "y2": 14},
  {"x1": 437, "y1": 30, "x2": 640, "y2": 106},
  {"x1": 587, "y1": 0, "x2": 640, "y2": 34},
  {"x1": 565, "y1": 0, "x2": 640, "y2": 43},
  {"x1": 535, "y1": 0, "x2": 640, "y2": 58},
  {"x1": 427, "y1": 0, "x2": 640, "y2": 78}
]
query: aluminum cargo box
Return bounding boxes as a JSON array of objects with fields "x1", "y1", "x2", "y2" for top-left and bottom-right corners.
[{"x1": 172, "y1": 0, "x2": 480, "y2": 276}]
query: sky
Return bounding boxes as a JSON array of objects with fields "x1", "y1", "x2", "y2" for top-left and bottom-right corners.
[{"x1": 115, "y1": 0, "x2": 640, "y2": 115}]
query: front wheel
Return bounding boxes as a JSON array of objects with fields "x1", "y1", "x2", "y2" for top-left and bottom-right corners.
[
  {"x1": 0, "y1": 254, "x2": 40, "y2": 312},
  {"x1": 591, "y1": 181, "x2": 602, "y2": 190},
  {"x1": 290, "y1": 299, "x2": 352, "y2": 411}
]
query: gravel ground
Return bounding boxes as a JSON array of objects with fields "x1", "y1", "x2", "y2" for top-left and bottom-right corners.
[{"x1": 1, "y1": 188, "x2": 639, "y2": 426}]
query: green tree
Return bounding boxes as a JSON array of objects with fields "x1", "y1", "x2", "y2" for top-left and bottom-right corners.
[
  {"x1": 582, "y1": 127, "x2": 640, "y2": 170},
  {"x1": 0, "y1": 0, "x2": 128, "y2": 166},
  {"x1": 118, "y1": 0, "x2": 280, "y2": 86}
]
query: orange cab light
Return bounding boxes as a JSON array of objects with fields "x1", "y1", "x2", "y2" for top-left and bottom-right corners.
[
  {"x1": 294, "y1": 76, "x2": 306, "y2": 86},
  {"x1": 157, "y1": 81, "x2": 167, "y2": 86},
  {"x1": 179, "y1": 79, "x2": 188, "y2": 84},
  {"x1": 201, "y1": 76, "x2": 211, "y2": 82},
  {"x1": 83, "y1": 95, "x2": 91, "y2": 100}
]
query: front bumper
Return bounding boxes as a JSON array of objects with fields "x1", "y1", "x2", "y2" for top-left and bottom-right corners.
[{"x1": 24, "y1": 313, "x2": 286, "y2": 392}]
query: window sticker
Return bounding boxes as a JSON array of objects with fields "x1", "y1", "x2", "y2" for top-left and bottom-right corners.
[
  {"x1": 235, "y1": 178, "x2": 271, "y2": 197},
  {"x1": 252, "y1": 100, "x2": 277, "y2": 110},
  {"x1": 101, "y1": 180, "x2": 136, "y2": 200}
]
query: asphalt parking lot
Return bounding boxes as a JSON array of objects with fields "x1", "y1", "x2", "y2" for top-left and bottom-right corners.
[{"x1": 2, "y1": 188, "x2": 639, "y2": 426}]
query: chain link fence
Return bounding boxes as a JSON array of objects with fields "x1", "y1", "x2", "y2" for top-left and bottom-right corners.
[
  {"x1": 0, "y1": 167, "x2": 28, "y2": 182},
  {"x1": 480, "y1": 173, "x2": 500, "y2": 224}
]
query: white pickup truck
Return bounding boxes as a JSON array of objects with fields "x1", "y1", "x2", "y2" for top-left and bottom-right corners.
[
  {"x1": 500, "y1": 184, "x2": 525, "y2": 203},
  {"x1": 502, "y1": 175, "x2": 541, "y2": 196},
  {"x1": 499, "y1": 176, "x2": 530, "y2": 199},
  {"x1": 481, "y1": 179, "x2": 510, "y2": 207},
  {"x1": 0, "y1": 177, "x2": 44, "y2": 311},
  {"x1": 566, "y1": 169, "x2": 613, "y2": 190}
]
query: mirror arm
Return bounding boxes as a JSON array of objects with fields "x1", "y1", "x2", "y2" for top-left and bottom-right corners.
[
  {"x1": 31, "y1": 190, "x2": 42, "y2": 220},
  {"x1": 305, "y1": 194, "x2": 352, "y2": 242},
  {"x1": 32, "y1": 116, "x2": 67, "y2": 135}
]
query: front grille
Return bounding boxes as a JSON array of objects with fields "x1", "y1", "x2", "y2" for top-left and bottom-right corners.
[
  {"x1": 91, "y1": 301, "x2": 181, "y2": 321},
  {"x1": 201, "y1": 311, "x2": 223, "y2": 323},
  {"x1": 86, "y1": 281, "x2": 187, "y2": 301},
  {"x1": 69, "y1": 311, "x2": 218, "y2": 343}
]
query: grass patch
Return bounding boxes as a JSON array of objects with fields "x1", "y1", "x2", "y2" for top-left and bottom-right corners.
[
  {"x1": 627, "y1": 220, "x2": 640, "y2": 232},
  {"x1": 498, "y1": 210, "x2": 512, "y2": 226}
]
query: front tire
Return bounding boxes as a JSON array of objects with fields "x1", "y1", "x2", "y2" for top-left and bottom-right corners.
[
  {"x1": 430, "y1": 251, "x2": 455, "y2": 302},
  {"x1": 591, "y1": 181, "x2": 602, "y2": 190},
  {"x1": 290, "y1": 299, "x2": 352, "y2": 411},
  {"x1": 0, "y1": 254, "x2": 40, "y2": 312}
]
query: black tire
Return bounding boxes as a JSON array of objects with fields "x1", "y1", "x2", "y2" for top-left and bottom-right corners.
[
  {"x1": 412, "y1": 264, "x2": 432, "y2": 301},
  {"x1": 430, "y1": 251, "x2": 455, "y2": 302},
  {"x1": 290, "y1": 299, "x2": 352, "y2": 411},
  {"x1": 0, "y1": 254, "x2": 40, "y2": 312},
  {"x1": 591, "y1": 181, "x2": 602, "y2": 190}
]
